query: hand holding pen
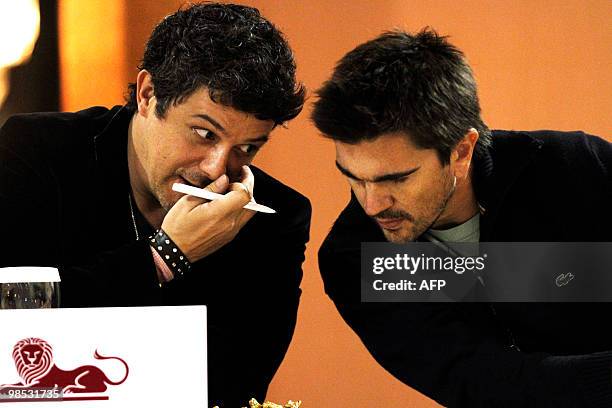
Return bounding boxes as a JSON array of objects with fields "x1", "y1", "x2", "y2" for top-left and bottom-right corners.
[{"x1": 161, "y1": 165, "x2": 270, "y2": 263}]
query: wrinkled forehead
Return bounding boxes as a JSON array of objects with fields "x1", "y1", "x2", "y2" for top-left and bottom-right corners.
[{"x1": 170, "y1": 87, "x2": 276, "y2": 141}]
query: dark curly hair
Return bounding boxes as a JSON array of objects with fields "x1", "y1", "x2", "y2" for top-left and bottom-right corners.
[
  {"x1": 312, "y1": 28, "x2": 491, "y2": 164},
  {"x1": 126, "y1": 2, "x2": 305, "y2": 125}
]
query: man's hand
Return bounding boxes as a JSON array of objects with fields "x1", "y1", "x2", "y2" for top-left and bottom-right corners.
[{"x1": 161, "y1": 165, "x2": 256, "y2": 263}]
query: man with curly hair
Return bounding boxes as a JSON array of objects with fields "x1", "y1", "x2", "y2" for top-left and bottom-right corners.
[
  {"x1": 0, "y1": 3, "x2": 310, "y2": 406},
  {"x1": 313, "y1": 29, "x2": 611, "y2": 407}
]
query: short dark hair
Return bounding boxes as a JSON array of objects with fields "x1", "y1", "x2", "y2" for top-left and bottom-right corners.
[
  {"x1": 126, "y1": 2, "x2": 305, "y2": 125},
  {"x1": 311, "y1": 28, "x2": 491, "y2": 163}
]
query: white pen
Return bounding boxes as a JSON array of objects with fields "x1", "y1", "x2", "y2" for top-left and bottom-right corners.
[{"x1": 172, "y1": 183, "x2": 276, "y2": 214}]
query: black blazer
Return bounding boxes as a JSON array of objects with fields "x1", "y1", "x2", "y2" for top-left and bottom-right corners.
[
  {"x1": 319, "y1": 130, "x2": 612, "y2": 407},
  {"x1": 0, "y1": 105, "x2": 312, "y2": 407}
]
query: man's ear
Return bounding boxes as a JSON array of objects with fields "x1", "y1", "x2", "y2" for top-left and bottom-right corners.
[
  {"x1": 450, "y1": 128, "x2": 479, "y2": 180},
  {"x1": 135, "y1": 70, "x2": 155, "y2": 117}
]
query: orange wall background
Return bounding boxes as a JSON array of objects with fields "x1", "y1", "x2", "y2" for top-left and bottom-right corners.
[{"x1": 59, "y1": 1, "x2": 611, "y2": 406}]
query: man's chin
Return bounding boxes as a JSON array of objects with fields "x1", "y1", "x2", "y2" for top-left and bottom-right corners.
[
  {"x1": 381, "y1": 223, "x2": 427, "y2": 243},
  {"x1": 382, "y1": 228, "x2": 413, "y2": 244},
  {"x1": 155, "y1": 189, "x2": 180, "y2": 212}
]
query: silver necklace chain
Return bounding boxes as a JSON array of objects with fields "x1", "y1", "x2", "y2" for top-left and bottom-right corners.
[{"x1": 128, "y1": 193, "x2": 139, "y2": 241}]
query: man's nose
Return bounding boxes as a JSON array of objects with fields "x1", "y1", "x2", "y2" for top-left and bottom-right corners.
[
  {"x1": 363, "y1": 183, "x2": 393, "y2": 217},
  {"x1": 198, "y1": 145, "x2": 231, "y2": 181}
]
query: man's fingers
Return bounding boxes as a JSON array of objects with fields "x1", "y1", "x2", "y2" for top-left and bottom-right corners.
[
  {"x1": 203, "y1": 174, "x2": 229, "y2": 194},
  {"x1": 229, "y1": 165, "x2": 255, "y2": 203},
  {"x1": 240, "y1": 165, "x2": 255, "y2": 198},
  {"x1": 236, "y1": 203, "x2": 257, "y2": 224},
  {"x1": 183, "y1": 168, "x2": 254, "y2": 217},
  {"x1": 229, "y1": 182, "x2": 253, "y2": 203},
  {"x1": 174, "y1": 174, "x2": 228, "y2": 211},
  {"x1": 191, "y1": 185, "x2": 251, "y2": 218},
  {"x1": 172, "y1": 193, "x2": 208, "y2": 212}
]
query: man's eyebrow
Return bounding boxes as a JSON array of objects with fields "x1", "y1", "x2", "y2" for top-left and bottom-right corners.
[
  {"x1": 192, "y1": 114, "x2": 269, "y2": 143},
  {"x1": 335, "y1": 161, "x2": 420, "y2": 182},
  {"x1": 192, "y1": 114, "x2": 225, "y2": 133},
  {"x1": 244, "y1": 135, "x2": 269, "y2": 143}
]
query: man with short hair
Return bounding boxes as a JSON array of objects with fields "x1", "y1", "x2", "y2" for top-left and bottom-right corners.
[
  {"x1": 313, "y1": 29, "x2": 611, "y2": 407},
  {"x1": 0, "y1": 3, "x2": 310, "y2": 406}
]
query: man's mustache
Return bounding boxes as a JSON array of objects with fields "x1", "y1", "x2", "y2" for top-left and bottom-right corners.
[{"x1": 373, "y1": 209, "x2": 414, "y2": 222}]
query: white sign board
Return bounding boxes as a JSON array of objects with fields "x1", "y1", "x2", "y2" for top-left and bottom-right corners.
[{"x1": 0, "y1": 306, "x2": 207, "y2": 407}]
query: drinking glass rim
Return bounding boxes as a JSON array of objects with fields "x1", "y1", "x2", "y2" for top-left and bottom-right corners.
[{"x1": 0, "y1": 267, "x2": 61, "y2": 283}]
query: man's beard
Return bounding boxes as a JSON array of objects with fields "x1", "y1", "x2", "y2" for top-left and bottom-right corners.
[
  {"x1": 377, "y1": 174, "x2": 456, "y2": 243},
  {"x1": 149, "y1": 181, "x2": 174, "y2": 213}
]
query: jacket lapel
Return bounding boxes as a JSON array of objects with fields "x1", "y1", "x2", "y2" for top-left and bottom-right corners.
[{"x1": 92, "y1": 106, "x2": 136, "y2": 244}]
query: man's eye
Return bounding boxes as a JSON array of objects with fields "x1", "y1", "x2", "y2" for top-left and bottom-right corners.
[
  {"x1": 237, "y1": 144, "x2": 258, "y2": 154},
  {"x1": 194, "y1": 128, "x2": 216, "y2": 141}
]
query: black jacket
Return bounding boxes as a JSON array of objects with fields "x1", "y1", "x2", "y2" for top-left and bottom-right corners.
[
  {"x1": 319, "y1": 130, "x2": 612, "y2": 407},
  {"x1": 0, "y1": 106, "x2": 312, "y2": 407}
]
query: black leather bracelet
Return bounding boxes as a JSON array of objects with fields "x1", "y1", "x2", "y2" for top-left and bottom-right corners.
[{"x1": 149, "y1": 229, "x2": 191, "y2": 277}]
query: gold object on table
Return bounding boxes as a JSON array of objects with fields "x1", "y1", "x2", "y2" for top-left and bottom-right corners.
[
  {"x1": 248, "y1": 399, "x2": 302, "y2": 408},
  {"x1": 211, "y1": 398, "x2": 302, "y2": 408}
]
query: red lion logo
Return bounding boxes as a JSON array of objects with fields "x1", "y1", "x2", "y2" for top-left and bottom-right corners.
[{"x1": 1, "y1": 337, "x2": 128, "y2": 394}]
